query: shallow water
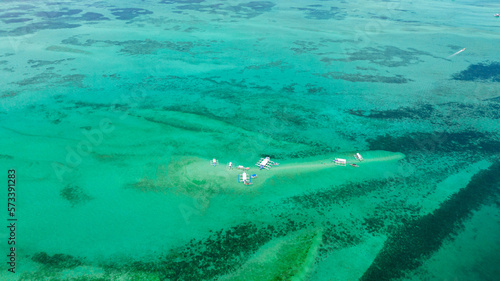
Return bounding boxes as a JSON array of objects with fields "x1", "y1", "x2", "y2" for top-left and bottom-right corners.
[{"x1": 1, "y1": 0, "x2": 499, "y2": 280}]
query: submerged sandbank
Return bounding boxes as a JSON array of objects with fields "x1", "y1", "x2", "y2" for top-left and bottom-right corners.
[{"x1": 127, "y1": 150, "x2": 406, "y2": 201}]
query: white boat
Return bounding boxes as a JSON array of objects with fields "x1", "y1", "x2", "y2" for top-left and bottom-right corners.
[
  {"x1": 238, "y1": 172, "x2": 252, "y2": 185},
  {"x1": 355, "y1": 153, "x2": 364, "y2": 161},
  {"x1": 333, "y1": 158, "x2": 347, "y2": 166},
  {"x1": 256, "y1": 156, "x2": 275, "y2": 170}
]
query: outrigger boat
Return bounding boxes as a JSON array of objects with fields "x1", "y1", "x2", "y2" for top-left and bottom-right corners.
[
  {"x1": 333, "y1": 158, "x2": 347, "y2": 166},
  {"x1": 256, "y1": 156, "x2": 275, "y2": 170},
  {"x1": 238, "y1": 172, "x2": 253, "y2": 185},
  {"x1": 354, "y1": 153, "x2": 363, "y2": 161}
]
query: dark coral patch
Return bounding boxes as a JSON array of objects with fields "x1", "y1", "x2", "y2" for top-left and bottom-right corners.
[
  {"x1": 452, "y1": 61, "x2": 500, "y2": 82},
  {"x1": 361, "y1": 161, "x2": 500, "y2": 281},
  {"x1": 283, "y1": 180, "x2": 386, "y2": 210},
  {"x1": 14, "y1": 72, "x2": 61, "y2": 86},
  {"x1": 0, "y1": 12, "x2": 26, "y2": 18},
  {"x1": 95, "y1": 219, "x2": 315, "y2": 280},
  {"x1": 3, "y1": 18, "x2": 32, "y2": 23},
  {"x1": 110, "y1": 8, "x2": 153, "y2": 20},
  {"x1": 162, "y1": 1, "x2": 274, "y2": 18},
  {"x1": 9, "y1": 21, "x2": 80, "y2": 36},
  {"x1": 118, "y1": 40, "x2": 194, "y2": 55},
  {"x1": 35, "y1": 9, "x2": 82, "y2": 19},
  {"x1": 81, "y1": 12, "x2": 109, "y2": 21},
  {"x1": 60, "y1": 184, "x2": 93, "y2": 206},
  {"x1": 297, "y1": 6, "x2": 345, "y2": 20},
  {"x1": 95, "y1": 222, "x2": 292, "y2": 280},
  {"x1": 98, "y1": 219, "x2": 310, "y2": 280},
  {"x1": 28, "y1": 58, "x2": 75, "y2": 68},
  {"x1": 291, "y1": 40, "x2": 320, "y2": 54},
  {"x1": 14, "y1": 4, "x2": 36, "y2": 10},
  {"x1": 334, "y1": 46, "x2": 433, "y2": 67},
  {"x1": 352, "y1": 101, "x2": 500, "y2": 122},
  {"x1": 363, "y1": 216, "x2": 386, "y2": 234},
  {"x1": 367, "y1": 131, "x2": 500, "y2": 155},
  {"x1": 160, "y1": 0, "x2": 205, "y2": 3},
  {"x1": 62, "y1": 36, "x2": 196, "y2": 54},
  {"x1": 439, "y1": 101, "x2": 500, "y2": 120},
  {"x1": 61, "y1": 36, "x2": 96, "y2": 47},
  {"x1": 349, "y1": 104, "x2": 435, "y2": 119},
  {"x1": 321, "y1": 225, "x2": 362, "y2": 252},
  {"x1": 225, "y1": 1, "x2": 275, "y2": 18},
  {"x1": 31, "y1": 252, "x2": 83, "y2": 269},
  {"x1": 13, "y1": 72, "x2": 86, "y2": 88},
  {"x1": 319, "y1": 71, "x2": 410, "y2": 83},
  {"x1": 240, "y1": 1, "x2": 275, "y2": 12},
  {"x1": 245, "y1": 60, "x2": 291, "y2": 71},
  {"x1": 485, "y1": 96, "x2": 500, "y2": 103},
  {"x1": 158, "y1": 222, "x2": 277, "y2": 279}
]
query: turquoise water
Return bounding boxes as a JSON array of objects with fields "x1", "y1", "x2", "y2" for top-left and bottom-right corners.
[{"x1": 1, "y1": 0, "x2": 500, "y2": 280}]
